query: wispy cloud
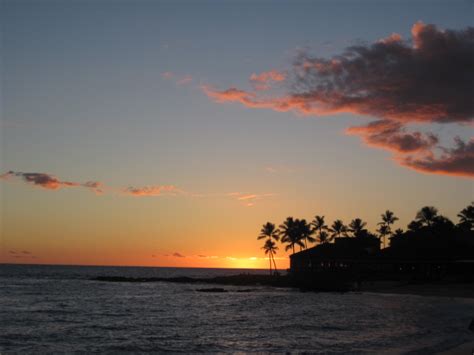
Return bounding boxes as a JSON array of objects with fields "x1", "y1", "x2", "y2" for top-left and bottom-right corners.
[
  {"x1": 162, "y1": 71, "x2": 193, "y2": 86},
  {"x1": 249, "y1": 70, "x2": 286, "y2": 90},
  {"x1": 122, "y1": 185, "x2": 180, "y2": 197},
  {"x1": 264, "y1": 165, "x2": 296, "y2": 174},
  {"x1": 177, "y1": 75, "x2": 193, "y2": 85},
  {"x1": 8, "y1": 249, "x2": 37, "y2": 259},
  {"x1": 0, "y1": 171, "x2": 103, "y2": 193},
  {"x1": 201, "y1": 22, "x2": 474, "y2": 178},
  {"x1": 227, "y1": 192, "x2": 275, "y2": 207}
]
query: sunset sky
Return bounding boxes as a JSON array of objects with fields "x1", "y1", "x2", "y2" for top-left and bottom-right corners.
[{"x1": 1, "y1": 0, "x2": 473, "y2": 269}]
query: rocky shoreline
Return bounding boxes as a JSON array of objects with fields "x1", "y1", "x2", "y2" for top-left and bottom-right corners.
[{"x1": 92, "y1": 274, "x2": 474, "y2": 298}]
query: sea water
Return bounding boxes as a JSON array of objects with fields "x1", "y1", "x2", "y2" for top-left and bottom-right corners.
[{"x1": 1, "y1": 264, "x2": 473, "y2": 353}]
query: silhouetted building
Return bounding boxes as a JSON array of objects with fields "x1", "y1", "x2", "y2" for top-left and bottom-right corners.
[{"x1": 290, "y1": 234, "x2": 474, "y2": 282}]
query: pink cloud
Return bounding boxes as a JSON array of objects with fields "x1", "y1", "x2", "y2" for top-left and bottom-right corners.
[
  {"x1": 177, "y1": 75, "x2": 193, "y2": 85},
  {"x1": 250, "y1": 70, "x2": 286, "y2": 90}
]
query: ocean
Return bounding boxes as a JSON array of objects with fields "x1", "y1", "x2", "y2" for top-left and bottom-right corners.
[{"x1": 1, "y1": 264, "x2": 473, "y2": 353}]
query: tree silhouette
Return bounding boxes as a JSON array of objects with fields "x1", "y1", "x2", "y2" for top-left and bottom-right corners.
[
  {"x1": 458, "y1": 202, "x2": 474, "y2": 231},
  {"x1": 415, "y1": 206, "x2": 439, "y2": 228},
  {"x1": 319, "y1": 230, "x2": 330, "y2": 244},
  {"x1": 257, "y1": 222, "x2": 280, "y2": 271},
  {"x1": 380, "y1": 210, "x2": 399, "y2": 227},
  {"x1": 329, "y1": 220, "x2": 347, "y2": 241},
  {"x1": 348, "y1": 218, "x2": 368, "y2": 238},
  {"x1": 311, "y1": 215, "x2": 329, "y2": 244},
  {"x1": 298, "y1": 219, "x2": 315, "y2": 249},
  {"x1": 279, "y1": 217, "x2": 305, "y2": 254},
  {"x1": 393, "y1": 228, "x2": 404, "y2": 238},
  {"x1": 377, "y1": 224, "x2": 390, "y2": 248},
  {"x1": 377, "y1": 210, "x2": 398, "y2": 248},
  {"x1": 262, "y1": 239, "x2": 278, "y2": 275},
  {"x1": 408, "y1": 220, "x2": 423, "y2": 232}
]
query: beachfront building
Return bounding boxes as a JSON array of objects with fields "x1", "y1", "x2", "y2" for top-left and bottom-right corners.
[{"x1": 290, "y1": 233, "x2": 474, "y2": 282}]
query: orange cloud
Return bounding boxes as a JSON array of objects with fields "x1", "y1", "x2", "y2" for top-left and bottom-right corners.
[
  {"x1": 122, "y1": 185, "x2": 180, "y2": 197},
  {"x1": 250, "y1": 70, "x2": 286, "y2": 90}
]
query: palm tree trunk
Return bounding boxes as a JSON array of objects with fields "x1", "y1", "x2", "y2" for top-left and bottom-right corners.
[
  {"x1": 268, "y1": 254, "x2": 272, "y2": 275},
  {"x1": 271, "y1": 254, "x2": 277, "y2": 274}
]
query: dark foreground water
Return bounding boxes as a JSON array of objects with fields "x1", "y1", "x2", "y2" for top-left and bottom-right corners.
[{"x1": 1, "y1": 264, "x2": 473, "y2": 353}]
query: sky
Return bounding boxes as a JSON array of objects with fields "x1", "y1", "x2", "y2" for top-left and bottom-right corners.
[{"x1": 1, "y1": 0, "x2": 473, "y2": 269}]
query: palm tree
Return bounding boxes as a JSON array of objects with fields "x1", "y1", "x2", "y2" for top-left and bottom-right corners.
[
  {"x1": 298, "y1": 219, "x2": 315, "y2": 249},
  {"x1": 380, "y1": 210, "x2": 399, "y2": 228},
  {"x1": 311, "y1": 215, "x2": 329, "y2": 244},
  {"x1": 377, "y1": 224, "x2": 390, "y2": 248},
  {"x1": 262, "y1": 239, "x2": 278, "y2": 275},
  {"x1": 377, "y1": 210, "x2": 398, "y2": 246},
  {"x1": 318, "y1": 230, "x2": 330, "y2": 244},
  {"x1": 457, "y1": 202, "x2": 474, "y2": 230},
  {"x1": 257, "y1": 222, "x2": 279, "y2": 271},
  {"x1": 279, "y1": 217, "x2": 304, "y2": 254},
  {"x1": 415, "y1": 206, "x2": 439, "y2": 228},
  {"x1": 348, "y1": 218, "x2": 367, "y2": 238},
  {"x1": 329, "y1": 220, "x2": 347, "y2": 241},
  {"x1": 258, "y1": 222, "x2": 280, "y2": 242}
]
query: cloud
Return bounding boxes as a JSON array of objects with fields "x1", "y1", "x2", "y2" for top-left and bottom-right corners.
[
  {"x1": 0, "y1": 171, "x2": 185, "y2": 196},
  {"x1": 201, "y1": 22, "x2": 474, "y2": 178},
  {"x1": 161, "y1": 71, "x2": 174, "y2": 79},
  {"x1": 0, "y1": 171, "x2": 103, "y2": 192},
  {"x1": 227, "y1": 192, "x2": 275, "y2": 207},
  {"x1": 177, "y1": 75, "x2": 193, "y2": 85},
  {"x1": 264, "y1": 165, "x2": 296, "y2": 174},
  {"x1": 172, "y1": 252, "x2": 185, "y2": 258},
  {"x1": 346, "y1": 120, "x2": 438, "y2": 153},
  {"x1": 291, "y1": 22, "x2": 474, "y2": 124},
  {"x1": 250, "y1": 70, "x2": 286, "y2": 90},
  {"x1": 399, "y1": 137, "x2": 474, "y2": 178},
  {"x1": 162, "y1": 71, "x2": 193, "y2": 85},
  {"x1": 8, "y1": 249, "x2": 37, "y2": 259},
  {"x1": 122, "y1": 185, "x2": 180, "y2": 197}
]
